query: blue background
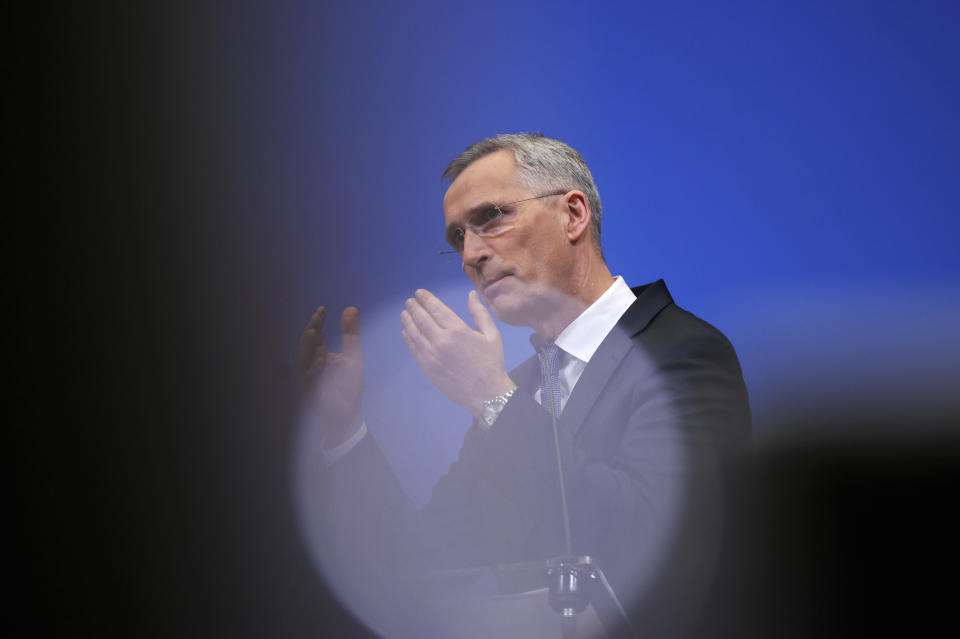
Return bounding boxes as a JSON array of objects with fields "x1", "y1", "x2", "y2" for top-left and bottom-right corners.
[{"x1": 196, "y1": 0, "x2": 960, "y2": 504}]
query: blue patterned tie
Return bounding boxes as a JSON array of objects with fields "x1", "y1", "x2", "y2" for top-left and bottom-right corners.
[{"x1": 538, "y1": 343, "x2": 563, "y2": 417}]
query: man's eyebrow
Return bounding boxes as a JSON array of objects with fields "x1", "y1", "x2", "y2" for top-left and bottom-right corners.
[{"x1": 445, "y1": 201, "x2": 498, "y2": 236}]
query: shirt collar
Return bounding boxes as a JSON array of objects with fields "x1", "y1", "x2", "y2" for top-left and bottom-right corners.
[{"x1": 535, "y1": 276, "x2": 636, "y2": 364}]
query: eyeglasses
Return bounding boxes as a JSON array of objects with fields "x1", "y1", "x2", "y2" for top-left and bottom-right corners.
[{"x1": 440, "y1": 190, "x2": 569, "y2": 255}]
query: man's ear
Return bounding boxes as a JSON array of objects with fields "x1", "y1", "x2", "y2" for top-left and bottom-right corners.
[{"x1": 564, "y1": 190, "x2": 592, "y2": 243}]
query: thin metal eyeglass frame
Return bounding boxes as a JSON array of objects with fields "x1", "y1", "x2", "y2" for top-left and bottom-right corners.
[{"x1": 439, "y1": 190, "x2": 570, "y2": 255}]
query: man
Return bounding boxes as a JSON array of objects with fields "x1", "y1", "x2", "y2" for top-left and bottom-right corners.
[{"x1": 299, "y1": 134, "x2": 751, "y2": 637}]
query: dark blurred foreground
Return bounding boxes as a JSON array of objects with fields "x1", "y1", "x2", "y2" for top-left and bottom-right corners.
[
  {"x1": 11, "y1": 3, "x2": 959, "y2": 637},
  {"x1": 685, "y1": 412, "x2": 960, "y2": 638}
]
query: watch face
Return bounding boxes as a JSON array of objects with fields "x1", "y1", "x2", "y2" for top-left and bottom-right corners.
[{"x1": 481, "y1": 389, "x2": 515, "y2": 428}]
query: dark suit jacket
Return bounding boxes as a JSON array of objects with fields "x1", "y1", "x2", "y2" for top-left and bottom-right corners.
[{"x1": 311, "y1": 280, "x2": 751, "y2": 636}]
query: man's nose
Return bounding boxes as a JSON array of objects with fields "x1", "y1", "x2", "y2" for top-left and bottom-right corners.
[{"x1": 461, "y1": 228, "x2": 491, "y2": 270}]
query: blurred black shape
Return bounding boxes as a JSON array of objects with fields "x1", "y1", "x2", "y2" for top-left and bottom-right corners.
[
  {"x1": 10, "y1": 3, "x2": 368, "y2": 637},
  {"x1": 688, "y1": 411, "x2": 960, "y2": 638}
]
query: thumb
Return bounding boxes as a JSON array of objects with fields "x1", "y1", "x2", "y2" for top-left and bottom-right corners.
[
  {"x1": 468, "y1": 290, "x2": 498, "y2": 338},
  {"x1": 341, "y1": 306, "x2": 363, "y2": 357}
]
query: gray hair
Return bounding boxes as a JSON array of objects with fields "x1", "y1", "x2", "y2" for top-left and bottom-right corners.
[{"x1": 442, "y1": 133, "x2": 604, "y2": 257}]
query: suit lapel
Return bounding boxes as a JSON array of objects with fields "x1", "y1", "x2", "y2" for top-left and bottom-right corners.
[{"x1": 561, "y1": 280, "x2": 674, "y2": 437}]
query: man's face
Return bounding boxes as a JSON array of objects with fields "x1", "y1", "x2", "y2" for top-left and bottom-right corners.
[{"x1": 442, "y1": 150, "x2": 573, "y2": 326}]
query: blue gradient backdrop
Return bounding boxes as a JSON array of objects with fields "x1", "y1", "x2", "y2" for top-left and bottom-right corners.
[{"x1": 205, "y1": 1, "x2": 960, "y2": 505}]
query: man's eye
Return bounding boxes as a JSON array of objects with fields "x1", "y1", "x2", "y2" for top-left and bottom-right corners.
[
  {"x1": 482, "y1": 206, "x2": 503, "y2": 222},
  {"x1": 451, "y1": 228, "x2": 465, "y2": 248}
]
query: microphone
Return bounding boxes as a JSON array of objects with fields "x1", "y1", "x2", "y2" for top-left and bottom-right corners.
[
  {"x1": 549, "y1": 398, "x2": 575, "y2": 557},
  {"x1": 539, "y1": 342, "x2": 632, "y2": 637},
  {"x1": 531, "y1": 338, "x2": 574, "y2": 556}
]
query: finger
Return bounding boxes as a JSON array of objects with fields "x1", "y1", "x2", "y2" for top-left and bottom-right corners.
[
  {"x1": 298, "y1": 332, "x2": 326, "y2": 376},
  {"x1": 299, "y1": 306, "x2": 327, "y2": 354},
  {"x1": 299, "y1": 307, "x2": 327, "y2": 373},
  {"x1": 340, "y1": 306, "x2": 363, "y2": 358},
  {"x1": 299, "y1": 306, "x2": 326, "y2": 350},
  {"x1": 405, "y1": 296, "x2": 443, "y2": 342},
  {"x1": 400, "y1": 309, "x2": 432, "y2": 355},
  {"x1": 402, "y1": 328, "x2": 439, "y2": 377},
  {"x1": 414, "y1": 289, "x2": 465, "y2": 330},
  {"x1": 468, "y1": 290, "x2": 498, "y2": 338},
  {"x1": 299, "y1": 326, "x2": 321, "y2": 356},
  {"x1": 401, "y1": 328, "x2": 418, "y2": 356},
  {"x1": 305, "y1": 306, "x2": 327, "y2": 332}
]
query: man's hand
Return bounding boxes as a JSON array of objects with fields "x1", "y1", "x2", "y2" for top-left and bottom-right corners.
[
  {"x1": 299, "y1": 306, "x2": 364, "y2": 448},
  {"x1": 401, "y1": 289, "x2": 516, "y2": 418}
]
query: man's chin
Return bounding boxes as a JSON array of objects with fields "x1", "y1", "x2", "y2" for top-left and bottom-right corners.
[
  {"x1": 483, "y1": 291, "x2": 536, "y2": 327},
  {"x1": 482, "y1": 283, "x2": 580, "y2": 328}
]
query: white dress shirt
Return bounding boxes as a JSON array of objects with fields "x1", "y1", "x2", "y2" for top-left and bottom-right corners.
[
  {"x1": 533, "y1": 276, "x2": 637, "y2": 413},
  {"x1": 323, "y1": 276, "x2": 636, "y2": 462}
]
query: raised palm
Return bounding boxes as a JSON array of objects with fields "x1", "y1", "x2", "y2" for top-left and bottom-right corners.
[{"x1": 299, "y1": 306, "x2": 364, "y2": 438}]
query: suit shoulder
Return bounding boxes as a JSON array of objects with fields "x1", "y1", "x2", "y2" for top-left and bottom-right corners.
[
  {"x1": 633, "y1": 303, "x2": 746, "y2": 381},
  {"x1": 644, "y1": 302, "x2": 735, "y2": 348}
]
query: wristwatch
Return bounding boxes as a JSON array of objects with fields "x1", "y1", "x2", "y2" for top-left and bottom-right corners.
[{"x1": 480, "y1": 387, "x2": 517, "y2": 429}]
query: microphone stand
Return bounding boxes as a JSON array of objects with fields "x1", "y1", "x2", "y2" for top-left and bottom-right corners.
[
  {"x1": 422, "y1": 396, "x2": 632, "y2": 638},
  {"x1": 545, "y1": 405, "x2": 632, "y2": 639}
]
